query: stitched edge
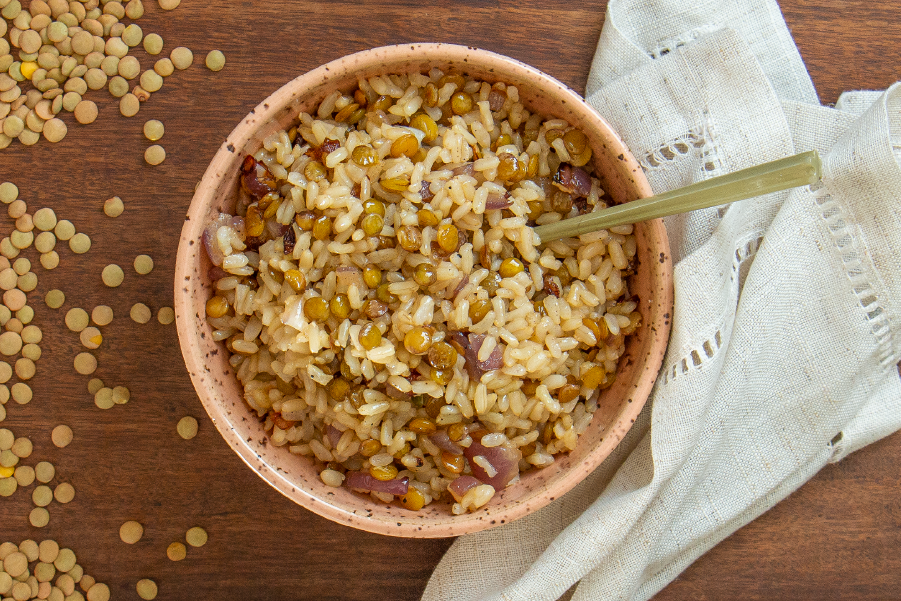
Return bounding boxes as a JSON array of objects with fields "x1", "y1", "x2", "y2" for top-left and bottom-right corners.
[{"x1": 810, "y1": 183, "x2": 895, "y2": 369}]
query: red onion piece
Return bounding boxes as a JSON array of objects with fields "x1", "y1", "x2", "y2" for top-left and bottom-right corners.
[
  {"x1": 345, "y1": 472, "x2": 409, "y2": 496},
  {"x1": 386, "y1": 383, "x2": 411, "y2": 401},
  {"x1": 553, "y1": 164, "x2": 592, "y2": 197},
  {"x1": 448, "y1": 475, "x2": 481, "y2": 502},
  {"x1": 240, "y1": 156, "x2": 277, "y2": 200},
  {"x1": 420, "y1": 180, "x2": 434, "y2": 202},
  {"x1": 487, "y1": 90, "x2": 506, "y2": 111},
  {"x1": 326, "y1": 425, "x2": 342, "y2": 448},
  {"x1": 429, "y1": 430, "x2": 463, "y2": 455},
  {"x1": 463, "y1": 439, "x2": 521, "y2": 490},
  {"x1": 208, "y1": 266, "x2": 229, "y2": 281},
  {"x1": 457, "y1": 333, "x2": 505, "y2": 380},
  {"x1": 485, "y1": 192, "x2": 512, "y2": 211},
  {"x1": 266, "y1": 220, "x2": 289, "y2": 239},
  {"x1": 448, "y1": 275, "x2": 469, "y2": 301},
  {"x1": 451, "y1": 163, "x2": 475, "y2": 177}
]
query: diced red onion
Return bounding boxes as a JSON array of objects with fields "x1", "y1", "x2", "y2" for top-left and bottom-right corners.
[
  {"x1": 326, "y1": 425, "x2": 342, "y2": 448},
  {"x1": 241, "y1": 156, "x2": 277, "y2": 199},
  {"x1": 448, "y1": 275, "x2": 469, "y2": 300},
  {"x1": 451, "y1": 163, "x2": 475, "y2": 177},
  {"x1": 553, "y1": 163, "x2": 592, "y2": 197},
  {"x1": 462, "y1": 333, "x2": 505, "y2": 380},
  {"x1": 463, "y1": 439, "x2": 521, "y2": 490},
  {"x1": 345, "y1": 472, "x2": 409, "y2": 496},
  {"x1": 487, "y1": 90, "x2": 506, "y2": 112},
  {"x1": 485, "y1": 192, "x2": 512, "y2": 211},
  {"x1": 429, "y1": 430, "x2": 463, "y2": 455},
  {"x1": 386, "y1": 383, "x2": 411, "y2": 401},
  {"x1": 448, "y1": 475, "x2": 481, "y2": 502},
  {"x1": 266, "y1": 220, "x2": 289, "y2": 239},
  {"x1": 208, "y1": 266, "x2": 229, "y2": 281}
]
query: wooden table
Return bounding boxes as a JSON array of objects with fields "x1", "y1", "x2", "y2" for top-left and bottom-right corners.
[{"x1": 1, "y1": 1, "x2": 898, "y2": 599}]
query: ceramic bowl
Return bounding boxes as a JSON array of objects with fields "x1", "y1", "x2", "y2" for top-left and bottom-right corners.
[{"x1": 174, "y1": 43, "x2": 672, "y2": 538}]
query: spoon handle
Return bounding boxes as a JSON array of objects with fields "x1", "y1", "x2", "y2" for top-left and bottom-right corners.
[{"x1": 533, "y1": 150, "x2": 822, "y2": 243}]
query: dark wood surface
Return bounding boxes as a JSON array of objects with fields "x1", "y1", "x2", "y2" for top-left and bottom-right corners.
[{"x1": 0, "y1": 1, "x2": 898, "y2": 600}]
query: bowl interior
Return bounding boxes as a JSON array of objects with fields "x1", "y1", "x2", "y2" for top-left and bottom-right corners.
[{"x1": 175, "y1": 43, "x2": 672, "y2": 537}]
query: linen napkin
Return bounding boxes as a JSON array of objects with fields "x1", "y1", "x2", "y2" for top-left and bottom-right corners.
[{"x1": 422, "y1": 1, "x2": 901, "y2": 599}]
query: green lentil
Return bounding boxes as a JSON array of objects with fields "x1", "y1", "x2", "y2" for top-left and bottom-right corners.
[
  {"x1": 44, "y1": 289, "x2": 64, "y2": 308},
  {"x1": 101, "y1": 264, "x2": 124, "y2": 287},
  {"x1": 69, "y1": 232, "x2": 91, "y2": 253},
  {"x1": 170, "y1": 46, "x2": 193, "y2": 70},
  {"x1": 143, "y1": 33, "x2": 163, "y2": 55},
  {"x1": 103, "y1": 196, "x2": 124, "y2": 217},
  {"x1": 144, "y1": 144, "x2": 165, "y2": 165},
  {"x1": 143, "y1": 119, "x2": 163, "y2": 141},
  {"x1": 54, "y1": 220, "x2": 75, "y2": 240},
  {"x1": 134, "y1": 254, "x2": 154, "y2": 274},
  {"x1": 205, "y1": 49, "x2": 225, "y2": 72}
]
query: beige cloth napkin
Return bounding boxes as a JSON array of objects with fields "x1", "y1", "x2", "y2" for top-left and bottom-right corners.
[{"x1": 423, "y1": 1, "x2": 901, "y2": 599}]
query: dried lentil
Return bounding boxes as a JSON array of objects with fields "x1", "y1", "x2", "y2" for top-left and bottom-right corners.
[
  {"x1": 119, "y1": 93, "x2": 139, "y2": 117},
  {"x1": 205, "y1": 50, "x2": 225, "y2": 72},
  {"x1": 130, "y1": 303, "x2": 151, "y2": 323},
  {"x1": 157, "y1": 306, "x2": 174, "y2": 324},
  {"x1": 119, "y1": 521, "x2": 143, "y2": 544},
  {"x1": 80, "y1": 327, "x2": 102, "y2": 349},
  {"x1": 51, "y1": 425, "x2": 73, "y2": 448},
  {"x1": 74, "y1": 352, "x2": 97, "y2": 375},
  {"x1": 176, "y1": 416, "x2": 197, "y2": 439},
  {"x1": 29, "y1": 507, "x2": 50, "y2": 527},
  {"x1": 33, "y1": 485, "x2": 53, "y2": 506},
  {"x1": 143, "y1": 119, "x2": 163, "y2": 141},
  {"x1": 11, "y1": 383, "x2": 31, "y2": 404},
  {"x1": 69, "y1": 232, "x2": 91, "y2": 253},
  {"x1": 54, "y1": 220, "x2": 75, "y2": 240},
  {"x1": 185, "y1": 526, "x2": 207, "y2": 547},
  {"x1": 170, "y1": 46, "x2": 192, "y2": 70},
  {"x1": 92, "y1": 305, "x2": 113, "y2": 325},
  {"x1": 87, "y1": 378, "x2": 104, "y2": 394},
  {"x1": 40, "y1": 252, "x2": 59, "y2": 269},
  {"x1": 73, "y1": 100, "x2": 98, "y2": 124},
  {"x1": 44, "y1": 289, "x2": 64, "y2": 308},
  {"x1": 136, "y1": 579, "x2": 158, "y2": 600},
  {"x1": 65, "y1": 308, "x2": 89, "y2": 331},
  {"x1": 143, "y1": 33, "x2": 163, "y2": 55},
  {"x1": 53, "y1": 482, "x2": 74, "y2": 503},
  {"x1": 101, "y1": 264, "x2": 124, "y2": 287},
  {"x1": 166, "y1": 542, "x2": 186, "y2": 561},
  {"x1": 94, "y1": 387, "x2": 114, "y2": 409},
  {"x1": 144, "y1": 144, "x2": 165, "y2": 165}
]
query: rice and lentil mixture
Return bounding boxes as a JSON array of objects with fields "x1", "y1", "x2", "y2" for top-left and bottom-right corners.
[{"x1": 203, "y1": 69, "x2": 641, "y2": 514}]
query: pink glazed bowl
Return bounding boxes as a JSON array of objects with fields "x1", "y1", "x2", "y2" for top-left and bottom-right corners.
[{"x1": 174, "y1": 43, "x2": 672, "y2": 538}]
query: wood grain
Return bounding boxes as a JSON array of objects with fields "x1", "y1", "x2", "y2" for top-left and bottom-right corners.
[{"x1": 0, "y1": 1, "x2": 897, "y2": 600}]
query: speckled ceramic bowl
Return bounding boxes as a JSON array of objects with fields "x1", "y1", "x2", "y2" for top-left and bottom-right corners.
[{"x1": 175, "y1": 43, "x2": 672, "y2": 538}]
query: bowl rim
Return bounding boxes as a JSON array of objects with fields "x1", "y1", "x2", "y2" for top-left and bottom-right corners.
[{"x1": 175, "y1": 42, "x2": 672, "y2": 537}]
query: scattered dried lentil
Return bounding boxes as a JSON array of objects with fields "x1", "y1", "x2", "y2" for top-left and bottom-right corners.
[
  {"x1": 0, "y1": 183, "x2": 17, "y2": 204},
  {"x1": 104, "y1": 196, "x2": 124, "y2": 217},
  {"x1": 134, "y1": 254, "x2": 154, "y2": 274},
  {"x1": 15, "y1": 358, "x2": 35, "y2": 380},
  {"x1": 185, "y1": 526, "x2": 207, "y2": 547},
  {"x1": 136, "y1": 578, "x2": 158, "y2": 600},
  {"x1": 10, "y1": 383, "x2": 30, "y2": 404},
  {"x1": 69, "y1": 232, "x2": 91, "y2": 253},
  {"x1": 35, "y1": 462, "x2": 54, "y2": 483},
  {"x1": 88, "y1": 378, "x2": 104, "y2": 394},
  {"x1": 51, "y1": 425, "x2": 73, "y2": 448},
  {"x1": 80, "y1": 327, "x2": 102, "y2": 349},
  {"x1": 92, "y1": 305, "x2": 113, "y2": 326},
  {"x1": 74, "y1": 352, "x2": 97, "y2": 375},
  {"x1": 101, "y1": 263, "x2": 124, "y2": 287},
  {"x1": 44, "y1": 289, "x2": 64, "y2": 308},
  {"x1": 94, "y1": 387, "x2": 114, "y2": 409},
  {"x1": 29, "y1": 507, "x2": 50, "y2": 527},
  {"x1": 144, "y1": 144, "x2": 165, "y2": 165},
  {"x1": 73, "y1": 100, "x2": 98, "y2": 124},
  {"x1": 53, "y1": 482, "x2": 75, "y2": 503},
  {"x1": 170, "y1": 46, "x2": 193, "y2": 70},
  {"x1": 65, "y1": 308, "x2": 89, "y2": 332},
  {"x1": 34, "y1": 231, "x2": 56, "y2": 253},
  {"x1": 112, "y1": 386, "x2": 130, "y2": 404},
  {"x1": 143, "y1": 33, "x2": 163, "y2": 55},
  {"x1": 166, "y1": 542, "x2": 186, "y2": 561},
  {"x1": 157, "y1": 306, "x2": 174, "y2": 324},
  {"x1": 119, "y1": 93, "x2": 139, "y2": 117},
  {"x1": 119, "y1": 521, "x2": 143, "y2": 544},
  {"x1": 40, "y1": 251, "x2": 59, "y2": 269},
  {"x1": 205, "y1": 50, "x2": 225, "y2": 72},
  {"x1": 176, "y1": 416, "x2": 197, "y2": 440},
  {"x1": 54, "y1": 220, "x2": 75, "y2": 240},
  {"x1": 143, "y1": 119, "x2": 163, "y2": 141},
  {"x1": 42, "y1": 118, "x2": 67, "y2": 142},
  {"x1": 33, "y1": 485, "x2": 52, "y2": 507},
  {"x1": 130, "y1": 302, "x2": 151, "y2": 323}
]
